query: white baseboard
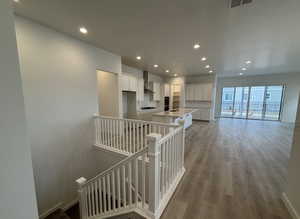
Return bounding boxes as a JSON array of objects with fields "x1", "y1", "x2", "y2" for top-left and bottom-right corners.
[{"x1": 282, "y1": 192, "x2": 300, "y2": 219}]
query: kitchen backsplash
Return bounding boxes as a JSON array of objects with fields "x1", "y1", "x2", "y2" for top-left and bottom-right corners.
[{"x1": 139, "y1": 93, "x2": 158, "y2": 109}]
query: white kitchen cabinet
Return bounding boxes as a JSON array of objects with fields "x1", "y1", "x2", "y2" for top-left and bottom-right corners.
[
  {"x1": 121, "y1": 74, "x2": 137, "y2": 92},
  {"x1": 137, "y1": 78, "x2": 144, "y2": 101},
  {"x1": 186, "y1": 84, "x2": 193, "y2": 100},
  {"x1": 192, "y1": 108, "x2": 210, "y2": 121},
  {"x1": 153, "y1": 82, "x2": 161, "y2": 101},
  {"x1": 129, "y1": 76, "x2": 137, "y2": 92},
  {"x1": 164, "y1": 83, "x2": 170, "y2": 97},
  {"x1": 121, "y1": 74, "x2": 129, "y2": 91},
  {"x1": 186, "y1": 83, "x2": 213, "y2": 101},
  {"x1": 202, "y1": 83, "x2": 212, "y2": 101}
]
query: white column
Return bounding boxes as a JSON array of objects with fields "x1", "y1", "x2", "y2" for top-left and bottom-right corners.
[
  {"x1": 76, "y1": 177, "x2": 87, "y2": 219},
  {"x1": 147, "y1": 133, "x2": 162, "y2": 215}
]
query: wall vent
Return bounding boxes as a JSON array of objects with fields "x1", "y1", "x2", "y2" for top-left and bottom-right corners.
[{"x1": 229, "y1": 0, "x2": 253, "y2": 8}]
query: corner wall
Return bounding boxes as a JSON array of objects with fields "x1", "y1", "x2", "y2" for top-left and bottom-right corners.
[
  {"x1": 0, "y1": 1, "x2": 38, "y2": 219},
  {"x1": 284, "y1": 95, "x2": 300, "y2": 218},
  {"x1": 215, "y1": 73, "x2": 300, "y2": 123},
  {"x1": 15, "y1": 16, "x2": 122, "y2": 216}
]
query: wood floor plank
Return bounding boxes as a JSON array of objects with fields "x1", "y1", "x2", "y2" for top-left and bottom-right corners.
[{"x1": 160, "y1": 119, "x2": 294, "y2": 219}]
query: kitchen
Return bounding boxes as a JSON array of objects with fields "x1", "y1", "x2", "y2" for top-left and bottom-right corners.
[{"x1": 120, "y1": 65, "x2": 215, "y2": 128}]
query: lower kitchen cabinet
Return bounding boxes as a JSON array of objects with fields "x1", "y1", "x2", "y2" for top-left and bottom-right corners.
[{"x1": 192, "y1": 108, "x2": 211, "y2": 121}]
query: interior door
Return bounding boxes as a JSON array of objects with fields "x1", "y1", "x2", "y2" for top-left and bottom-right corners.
[{"x1": 248, "y1": 86, "x2": 266, "y2": 120}]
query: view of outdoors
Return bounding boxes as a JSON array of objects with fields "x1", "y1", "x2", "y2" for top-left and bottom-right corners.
[{"x1": 221, "y1": 85, "x2": 284, "y2": 120}]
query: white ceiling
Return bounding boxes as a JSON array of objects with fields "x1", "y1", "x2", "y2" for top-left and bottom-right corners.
[{"x1": 13, "y1": 0, "x2": 300, "y2": 77}]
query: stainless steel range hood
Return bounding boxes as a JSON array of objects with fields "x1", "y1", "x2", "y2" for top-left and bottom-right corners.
[{"x1": 143, "y1": 71, "x2": 154, "y2": 93}]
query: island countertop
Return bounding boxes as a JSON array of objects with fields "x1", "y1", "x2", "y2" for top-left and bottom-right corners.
[{"x1": 152, "y1": 108, "x2": 198, "y2": 118}]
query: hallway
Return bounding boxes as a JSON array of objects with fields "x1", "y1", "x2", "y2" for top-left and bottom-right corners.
[{"x1": 161, "y1": 119, "x2": 294, "y2": 219}]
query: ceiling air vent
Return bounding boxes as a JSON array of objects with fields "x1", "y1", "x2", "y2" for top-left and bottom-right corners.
[{"x1": 229, "y1": 0, "x2": 253, "y2": 8}]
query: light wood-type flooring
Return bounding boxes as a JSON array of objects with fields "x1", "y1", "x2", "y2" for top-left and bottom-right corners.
[{"x1": 160, "y1": 118, "x2": 294, "y2": 219}]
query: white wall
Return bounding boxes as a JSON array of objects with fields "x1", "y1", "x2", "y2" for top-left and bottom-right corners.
[
  {"x1": 0, "y1": 1, "x2": 38, "y2": 219},
  {"x1": 285, "y1": 96, "x2": 300, "y2": 217},
  {"x1": 15, "y1": 16, "x2": 122, "y2": 216},
  {"x1": 215, "y1": 73, "x2": 300, "y2": 123}
]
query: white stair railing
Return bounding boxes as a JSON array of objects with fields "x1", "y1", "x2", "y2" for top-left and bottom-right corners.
[
  {"x1": 76, "y1": 148, "x2": 149, "y2": 219},
  {"x1": 76, "y1": 117, "x2": 186, "y2": 219},
  {"x1": 94, "y1": 115, "x2": 178, "y2": 155}
]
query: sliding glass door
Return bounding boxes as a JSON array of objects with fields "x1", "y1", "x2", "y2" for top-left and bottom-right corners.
[
  {"x1": 248, "y1": 86, "x2": 266, "y2": 119},
  {"x1": 221, "y1": 85, "x2": 284, "y2": 121},
  {"x1": 233, "y1": 87, "x2": 249, "y2": 118},
  {"x1": 221, "y1": 87, "x2": 235, "y2": 117},
  {"x1": 264, "y1": 86, "x2": 284, "y2": 120}
]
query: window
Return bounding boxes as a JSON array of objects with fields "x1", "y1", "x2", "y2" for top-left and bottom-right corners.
[
  {"x1": 221, "y1": 85, "x2": 284, "y2": 121},
  {"x1": 225, "y1": 93, "x2": 233, "y2": 101}
]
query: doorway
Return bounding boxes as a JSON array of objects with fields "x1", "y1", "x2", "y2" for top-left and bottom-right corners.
[
  {"x1": 97, "y1": 70, "x2": 119, "y2": 117},
  {"x1": 221, "y1": 85, "x2": 284, "y2": 121}
]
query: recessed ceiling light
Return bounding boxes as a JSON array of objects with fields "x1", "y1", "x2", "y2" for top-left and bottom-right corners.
[
  {"x1": 239, "y1": 73, "x2": 244, "y2": 75},
  {"x1": 174, "y1": 74, "x2": 178, "y2": 77},
  {"x1": 205, "y1": 65, "x2": 210, "y2": 69},
  {"x1": 154, "y1": 64, "x2": 159, "y2": 68},
  {"x1": 136, "y1": 56, "x2": 141, "y2": 60},
  {"x1": 201, "y1": 57, "x2": 207, "y2": 61},
  {"x1": 193, "y1": 43, "x2": 200, "y2": 49},
  {"x1": 13, "y1": 0, "x2": 19, "y2": 2},
  {"x1": 79, "y1": 27, "x2": 88, "y2": 34},
  {"x1": 166, "y1": 70, "x2": 170, "y2": 73},
  {"x1": 242, "y1": 67, "x2": 247, "y2": 71},
  {"x1": 209, "y1": 70, "x2": 213, "y2": 73},
  {"x1": 246, "y1": 60, "x2": 252, "y2": 64}
]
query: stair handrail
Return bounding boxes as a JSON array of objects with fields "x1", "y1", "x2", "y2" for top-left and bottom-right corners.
[{"x1": 81, "y1": 147, "x2": 147, "y2": 186}]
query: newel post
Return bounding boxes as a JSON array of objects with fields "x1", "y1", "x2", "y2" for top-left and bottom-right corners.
[
  {"x1": 147, "y1": 133, "x2": 162, "y2": 215},
  {"x1": 76, "y1": 177, "x2": 87, "y2": 219}
]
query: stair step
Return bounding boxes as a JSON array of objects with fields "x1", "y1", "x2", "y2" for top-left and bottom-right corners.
[
  {"x1": 109, "y1": 212, "x2": 145, "y2": 219},
  {"x1": 45, "y1": 209, "x2": 71, "y2": 219}
]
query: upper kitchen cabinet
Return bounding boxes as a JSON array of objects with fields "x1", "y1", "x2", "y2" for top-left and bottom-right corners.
[
  {"x1": 186, "y1": 84, "x2": 195, "y2": 100},
  {"x1": 164, "y1": 83, "x2": 170, "y2": 97},
  {"x1": 186, "y1": 83, "x2": 213, "y2": 101},
  {"x1": 137, "y1": 78, "x2": 144, "y2": 101},
  {"x1": 121, "y1": 74, "x2": 137, "y2": 92},
  {"x1": 129, "y1": 76, "x2": 137, "y2": 91},
  {"x1": 201, "y1": 83, "x2": 213, "y2": 101},
  {"x1": 153, "y1": 82, "x2": 161, "y2": 101}
]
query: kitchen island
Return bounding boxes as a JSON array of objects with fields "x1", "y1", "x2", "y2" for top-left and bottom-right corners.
[{"x1": 152, "y1": 108, "x2": 197, "y2": 129}]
